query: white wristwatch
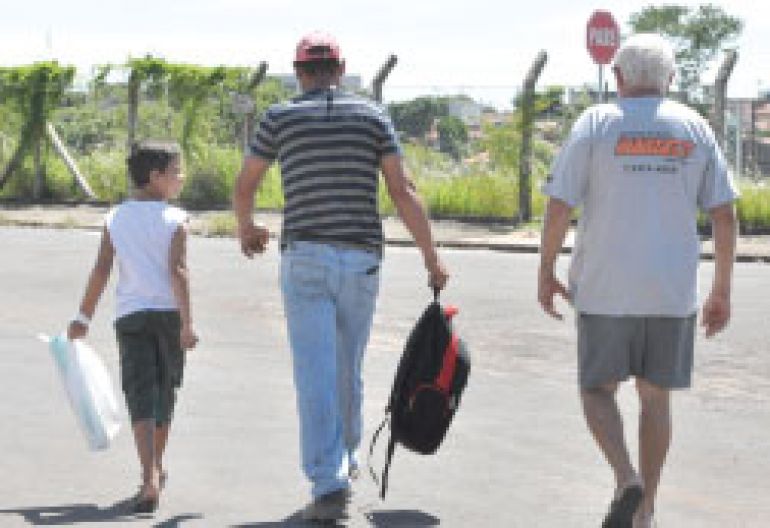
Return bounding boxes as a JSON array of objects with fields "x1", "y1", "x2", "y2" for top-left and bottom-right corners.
[{"x1": 72, "y1": 312, "x2": 91, "y2": 326}]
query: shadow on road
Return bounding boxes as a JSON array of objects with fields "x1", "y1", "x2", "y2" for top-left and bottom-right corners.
[
  {"x1": 231, "y1": 510, "x2": 311, "y2": 527},
  {"x1": 232, "y1": 508, "x2": 438, "y2": 527},
  {"x1": 365, "y1": 509, "x2": 440, "y2": 527},
  {"x1": 153, "y1": 513, "x2": 205, "y2": 527},
  {"x1": 0, "y1": 500, "x2": 203, "y2": 526}
]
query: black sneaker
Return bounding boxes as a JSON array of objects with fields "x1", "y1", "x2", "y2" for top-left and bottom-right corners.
[
  {"x1": 602, "y1": 483, "x2": 643, "y2": 528},
  {"x1": 301, "y1": 488, "x2": 352, "y2": 522}
]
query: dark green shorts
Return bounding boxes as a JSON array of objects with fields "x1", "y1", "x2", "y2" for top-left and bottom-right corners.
[{"x1": 115, "y1": 310, "x2": 185, "y2": 425}]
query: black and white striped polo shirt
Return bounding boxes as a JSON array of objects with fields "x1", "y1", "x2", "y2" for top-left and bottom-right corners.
[{"x1": 249, "y1": 88, "x2": 401, "y2": 251}]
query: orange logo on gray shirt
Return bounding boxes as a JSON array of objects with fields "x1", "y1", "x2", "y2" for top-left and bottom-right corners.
[{"x1": 615, "y1": 136, "x2": 695, "y2": 158}]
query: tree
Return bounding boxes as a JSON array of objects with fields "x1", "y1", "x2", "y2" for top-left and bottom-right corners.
[
  {"x1": 0, "y1": 62, "x2": 76, "y2": 192},
  {"x1": 514, "y1": 85, "x2": 564, "y2": 116},
  {"x1": 628, "y1": 4, "x2": 742, "y2": 102},
  {"x1": 436, "y1": 115, "x2": 468, "y2": 160},
  {"x1": 389, "y1": 96, "x2": 448, "y2": 138}
]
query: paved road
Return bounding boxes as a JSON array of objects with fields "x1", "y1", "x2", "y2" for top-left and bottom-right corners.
[{"x1": 0, "y1": 227, "x2": 768, "y2": 527}]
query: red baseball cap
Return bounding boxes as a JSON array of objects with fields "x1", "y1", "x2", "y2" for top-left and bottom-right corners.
[{"x1": 294, "y1": 32, "x2": 342, "y2": 63}]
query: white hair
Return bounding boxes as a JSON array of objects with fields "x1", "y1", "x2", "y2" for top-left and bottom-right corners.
[{"x1": 613, "y1": 33, "x2": 675, "y2": 94}]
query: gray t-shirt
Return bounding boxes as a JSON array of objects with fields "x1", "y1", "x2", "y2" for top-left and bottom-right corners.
[{"x1": 543, "y1": 97, "x2": 738, "y2": 316}]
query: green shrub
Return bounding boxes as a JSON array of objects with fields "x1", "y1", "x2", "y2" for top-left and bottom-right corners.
[
  {"x1": 180, "y1": 146, "x2": 236, "y2": 208},
  {"x1": 0, "y1": 151, "x2": 83, "y2": 200},
  {"x1": 44, "y1": 154, "x2": 83, "y2": 200},
  {"x1": 379, "y1": 153, "x2": 547, "y2": 220},
  {"x1": 81, "y1": 148, "x2": 128, "y2": 202},
  {"x1": 736, "y1": 181, "x2": 770, "y2": 230},
  {"x1": 254, "y1": 165, "x2": 284, "y2": 209}
]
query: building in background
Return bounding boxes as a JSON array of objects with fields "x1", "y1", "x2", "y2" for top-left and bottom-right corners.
[{"x1": 723, "y1": 97, "x2": 770, "y2": 177}]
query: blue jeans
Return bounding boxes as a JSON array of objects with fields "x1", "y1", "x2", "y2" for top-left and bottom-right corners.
[{"x1": 280, "y1": 241, "x2": 380, "y2": 498}]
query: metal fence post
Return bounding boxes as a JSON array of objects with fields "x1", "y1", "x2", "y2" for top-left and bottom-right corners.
[
  {"x1": 372, "y1": 55, "x2": 397, "y2": 103},
  {"x1": 127, "y1": 70, "x2": 140, "y2": 151},
  {"x1": 518, "y1": 50, "x2": 547, "y2": 223},
  {"x1": 242, "y1": 61, "x2": 268, "y2": 153},
  {"x1": 713, "y1": 50, "x2": 737, "y2": 149}
]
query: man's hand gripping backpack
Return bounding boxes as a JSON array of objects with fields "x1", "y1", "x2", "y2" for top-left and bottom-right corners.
[{"x1": 369, "y1": 288, "x2": 470, "y2": 498}]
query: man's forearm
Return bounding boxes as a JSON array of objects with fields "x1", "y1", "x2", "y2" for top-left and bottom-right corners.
[
  {"x1": 540, "y1": 198, "x2": 573, "y2": 272},
  {"x1": 233, "y1": 171, "x2": 257, "y2": 228},
  {"x1": 380, "y1": 155, "x2": 439, "y2": 266},
  {"x1": 710, "y1": 203, "x2": 737, "y2": 295},
  {"x1": 392, "y1": 185, "x2": 439, "y2": 266}
]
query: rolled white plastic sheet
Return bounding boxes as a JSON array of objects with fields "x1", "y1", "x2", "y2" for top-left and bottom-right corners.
[{"x1": 39, "y1": 334, "x2": 121, "y2": 450}]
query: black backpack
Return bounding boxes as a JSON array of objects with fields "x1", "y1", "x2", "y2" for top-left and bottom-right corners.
[{"x1": 368, "y1": 289, "x2": 471, "y2": 498}]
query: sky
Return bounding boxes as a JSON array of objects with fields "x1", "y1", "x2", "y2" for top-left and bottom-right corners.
[{"x1": 1, "y1": 0, "x2": 768, "y2": 109}]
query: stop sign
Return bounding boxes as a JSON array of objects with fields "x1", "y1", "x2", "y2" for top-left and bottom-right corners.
[{"x1": 586, "y1": 10, "x2": 620, "y2": 65}]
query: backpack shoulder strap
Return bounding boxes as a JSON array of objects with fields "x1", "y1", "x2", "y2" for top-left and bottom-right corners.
[
  {"x1": 380, "y1": 435, "x2": 397, "y2": 499},
  {"x1": 366, "y1": 415, "x2": 398, "y2": 500},
  {"x1": 367, "y1": 416, "x2": 389, "y2": 483}
]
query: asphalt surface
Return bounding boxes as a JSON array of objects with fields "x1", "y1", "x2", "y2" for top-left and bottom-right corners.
[{"x1": 0, "y1": 227, "x2": 769, "y2": 527}]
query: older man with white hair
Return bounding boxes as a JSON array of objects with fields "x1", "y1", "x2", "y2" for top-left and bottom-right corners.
[{"x1": 538, "y1": 33, "x2": 737, "y2": 528}]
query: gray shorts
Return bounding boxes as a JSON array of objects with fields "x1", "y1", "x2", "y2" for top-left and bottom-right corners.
[{"x1": 577, "y1": 313, "x2": 696, "y2": 390}]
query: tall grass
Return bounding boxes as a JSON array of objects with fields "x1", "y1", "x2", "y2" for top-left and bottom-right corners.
[
  {"x1": 4, "y1": 139, "x2": 769, "y2": 230},
  {"x1": 379, "y1": 169, "x2": 542, "y2": 219},
  {"x1": 379, "y1": 145, "x2": 547, "y2": 219},
  {"x1": 737, "y1": 180, "x2": 770, "y2": 230}
]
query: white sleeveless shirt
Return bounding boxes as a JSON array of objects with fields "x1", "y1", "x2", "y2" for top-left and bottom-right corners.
[{"x1": 105, "y1": 200, "x2": 188, "y2": 319}]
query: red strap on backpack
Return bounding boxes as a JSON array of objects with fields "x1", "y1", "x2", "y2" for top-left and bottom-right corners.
[{"x1": 436, "y1": 306, "x2": 460, "y2": 393}]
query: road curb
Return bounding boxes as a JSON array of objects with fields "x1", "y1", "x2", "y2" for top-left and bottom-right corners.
[{"x1": 3, "y1": 216, "x2": 770, "y2": 263}]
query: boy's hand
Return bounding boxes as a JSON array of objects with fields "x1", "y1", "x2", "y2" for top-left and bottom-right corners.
[
  {"x1": 181, "y1": 325, "x2": 199, "y2": 350},
  {"x1": 67, "y1": 321, "x2": 88, "y2": 341},
  {"x1": 238, "y1": 222, "x2": 269, "y2": 258}
]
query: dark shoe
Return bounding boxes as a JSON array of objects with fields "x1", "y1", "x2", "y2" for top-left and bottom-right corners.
[
  {"x1": 602, "y1": 483, "x2": 643, "y2": 528},
  {"x1": 633, "y1": 510, "x2": 657, "y2": 528},
  {"x1": 301, "y1": 488, "x2": 351, "y2": 522},
  {"x1": 132, "y1": 494, "x2": 159, "y2": 514}
]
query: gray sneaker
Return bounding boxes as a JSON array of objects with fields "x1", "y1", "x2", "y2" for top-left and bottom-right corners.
[{"x1": 301, "y1": 488, "x2": 351, "y2": 522}]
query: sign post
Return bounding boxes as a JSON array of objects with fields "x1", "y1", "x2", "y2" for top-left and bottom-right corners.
[{"x1": 586, "y1": 10, "x2": 620, "y2": 101}]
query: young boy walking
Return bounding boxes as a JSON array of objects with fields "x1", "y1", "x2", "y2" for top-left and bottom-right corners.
[{"x1": 68, "y1": 140, "x2": 198, "y2": 514}]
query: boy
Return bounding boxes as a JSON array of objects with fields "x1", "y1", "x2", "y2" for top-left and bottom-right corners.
[{"x1": 68, "y1": 140, "x2": 198, "y2": 514}]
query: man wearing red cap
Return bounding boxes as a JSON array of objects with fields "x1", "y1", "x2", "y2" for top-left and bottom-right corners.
[{"x1": 233, "y1": 32, "x2": 448, "y2": 521}]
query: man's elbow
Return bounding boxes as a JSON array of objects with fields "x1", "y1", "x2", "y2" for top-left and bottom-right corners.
[
  {"x1": 545, "y1": 197, "x2": 574, "y2": 220},
  {"x1": 709, "y1": 202, "x2": 737, "y2": 228}
]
